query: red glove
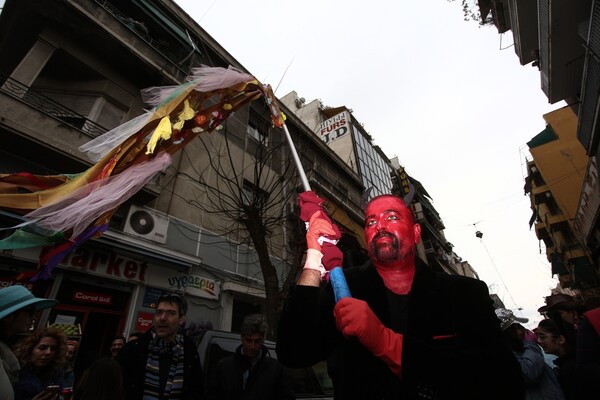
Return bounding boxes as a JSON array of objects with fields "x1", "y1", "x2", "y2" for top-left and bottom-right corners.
[
  {"x1": 298, "y1": 191, "x2": 325, "y2": 222},
  {"x1": 299, "y1": 191, "x2": 343, "y2": 277},
  {"x1": 306, "y1": 211, "x2": 337, "y2": 251},
  {"x1": 334, "y1": 298, "x2": 403, "y2": 376},
  {"x1": 321, "y1": 241, "x2": 343, "y2": 272}
]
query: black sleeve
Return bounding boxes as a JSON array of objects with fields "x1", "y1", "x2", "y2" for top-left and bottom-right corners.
[
  {"x1": 184, "y1": 338, "x2": 204, "y2": 400},
  {"x1": 402, "y1": 278, "x2": 525, "y2": 399},
  {"x1": 115, "y1": 341, "x2": 141, "y2": 399},
  {"x1": 576, "y1": 317, "x2": 600, "y2": 386},
  {"x1": 276, "y1": 283, "x2": 337, "y2": 368},
  {"x1": 276, "y1": 361, "x2": 296, "y2": 400}
]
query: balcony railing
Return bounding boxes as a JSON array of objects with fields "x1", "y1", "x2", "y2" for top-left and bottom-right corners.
[{"x1": 0, "y1": 75, "x2": 108, "y2": 139}]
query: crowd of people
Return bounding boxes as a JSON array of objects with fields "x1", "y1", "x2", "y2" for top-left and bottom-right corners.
[
  {"x1": 0, "y1": 286, "x2": 292, "y2": 400},
  {"x1": 530, "y1": 293, "x2": 600, "y2": 399},
  {"x1": 1, "y1": 191, "x2": 600, "y2": 400}
]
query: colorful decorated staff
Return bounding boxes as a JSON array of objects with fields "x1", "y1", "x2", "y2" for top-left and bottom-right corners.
[
  {"x1": 0, "y1": 66, "x2": 284, "y2": 280},
  {"x1": 281, "y1": 121, "x2": 350, "y2": 301}
]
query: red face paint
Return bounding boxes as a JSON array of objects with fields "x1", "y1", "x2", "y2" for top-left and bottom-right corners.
[{"x1": 364, "y1": 195, "x2": 419, "y2": 266}]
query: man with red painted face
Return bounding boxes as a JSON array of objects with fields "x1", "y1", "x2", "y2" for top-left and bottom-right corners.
[{"x1": 277, "y1": 193, "x2": 525, "y2": 400}]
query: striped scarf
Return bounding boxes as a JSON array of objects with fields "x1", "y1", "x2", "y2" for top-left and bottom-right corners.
[{"x1": 143, "y1": 328, "x2": 185, "y2": 400}]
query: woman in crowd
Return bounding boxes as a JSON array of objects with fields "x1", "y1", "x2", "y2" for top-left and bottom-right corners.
[
  {"x1": 13, "y1": 327, "x2": 68, "y2": 400},
  {"x1": 0, "y1": 285, "x2": 57, "y2": 400},
  {"x1": 536, "y1": 318, "x2": 577, "y2": 399}
]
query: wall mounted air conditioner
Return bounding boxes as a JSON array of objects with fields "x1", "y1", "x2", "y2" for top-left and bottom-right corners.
[{"x1": 123, "y1": 205, "x2": 169, "y2": 244}]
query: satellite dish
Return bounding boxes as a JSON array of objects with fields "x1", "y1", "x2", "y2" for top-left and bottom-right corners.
[{"x1": 128, "y1": 210, "x2": 155, "y2": 235}]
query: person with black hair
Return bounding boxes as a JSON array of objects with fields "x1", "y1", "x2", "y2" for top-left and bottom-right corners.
[
  {"x1": 277, "y1": 192, "x2": 525, "y2": 399},
  {"x1": 206, "y1": 314, "x2": 294, "y2": 400},
  {"x1": 127, "y1": 332, "x2": 144, "y2": 343},
  {"x1": 73, "y1": 357, "x2": 123, "y2": 400},
  {"x1": 116, "y1": 292, "x2": 203, "y2": 400},
  {"x1": 535, "y1": 318, "x2": 576, "y2": 399},
  {"x1": 110, "y1": 336, "x2": 126, "y2": 358}
]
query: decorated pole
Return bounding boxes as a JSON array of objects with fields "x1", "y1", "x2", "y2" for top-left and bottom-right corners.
[
  {"x1": 281, "y1": 122, "x2": 350, "y2": 301},
  {"x1": 282, "y1": 124, "x2": 310, "y2": 192}
]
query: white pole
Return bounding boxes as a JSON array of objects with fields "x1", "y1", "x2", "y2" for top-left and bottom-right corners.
[{"x1": 282, "y1": 123, "x2": 311, "y2": 192}]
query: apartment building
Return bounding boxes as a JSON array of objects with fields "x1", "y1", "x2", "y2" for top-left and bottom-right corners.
[{"x1": 0, "y1": 0, "x2": 363, "y2": 361}]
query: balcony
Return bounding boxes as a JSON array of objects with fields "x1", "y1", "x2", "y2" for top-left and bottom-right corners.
[
  {"x1": 538, "y1": 0, "x2": 591, "y2": 103},
  {"x1": 544, "y1": 212, "x2": 567, "y2": 228},
  {"x1": 507, "y1": 0, "x2": 539, "y2": 65},
  {"x1": 0, "y1": 75, "x2": 108, "y2": 139}
]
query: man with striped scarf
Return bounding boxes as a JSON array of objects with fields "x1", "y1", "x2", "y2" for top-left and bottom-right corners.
[{"x1": 118, "y1": 293, "x2": 203, "y2": 399}]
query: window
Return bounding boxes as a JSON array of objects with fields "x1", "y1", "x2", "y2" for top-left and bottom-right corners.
[
  {"x1": 247, "y1": 110, "x2": 269, "y2": 147},
  {"x1": 242, "y1": 180, "x2": 268, "y2": 208}
]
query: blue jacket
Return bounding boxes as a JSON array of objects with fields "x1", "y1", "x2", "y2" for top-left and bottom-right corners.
[{"x1": 514, "y1": 341, "x2": 564, "y2": 400}]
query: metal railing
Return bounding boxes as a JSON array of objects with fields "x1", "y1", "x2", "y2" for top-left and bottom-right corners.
[{"x1": 0, "y1": 75, "x2": 108, "y2": 139}]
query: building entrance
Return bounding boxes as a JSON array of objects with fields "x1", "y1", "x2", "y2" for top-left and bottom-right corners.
[{"x1": 49, "y1": 277, "x2": 131, "y2": 375}]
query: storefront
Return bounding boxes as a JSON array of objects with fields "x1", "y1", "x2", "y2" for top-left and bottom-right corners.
[{"x1": 0, "y1": 237, "x2": 223, "y2": 371}]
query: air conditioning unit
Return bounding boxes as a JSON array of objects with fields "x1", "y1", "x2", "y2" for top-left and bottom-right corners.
[{"x1": 123, "y1": 205, "x2": 169, "y2": 244}]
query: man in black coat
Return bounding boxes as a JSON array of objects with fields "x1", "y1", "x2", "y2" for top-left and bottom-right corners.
[
  {"x1": 206, "y1": 314, "x2": 294, "y2": 400},
  {"x1": 276, "y1": 192, "x2": 525, "y2": 400},
  {"x1": 117, "y1": 293, "x2": 203, "y2": 400}
]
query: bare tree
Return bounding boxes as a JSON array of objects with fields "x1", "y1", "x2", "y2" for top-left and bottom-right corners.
[
  {"x1": 447, "y1": 0, "x2": 493, "y2": 25},
  {"x1": 163, "y1": 115, "x2": 305, "y2": 339}
]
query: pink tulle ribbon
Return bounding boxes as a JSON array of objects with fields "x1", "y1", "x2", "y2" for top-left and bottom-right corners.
[{"x1": 21, "y1": 153, "x2": 172, "y2": 238}]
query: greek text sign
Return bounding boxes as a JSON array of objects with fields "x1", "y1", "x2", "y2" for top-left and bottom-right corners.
[{"x1": 166, "y1": 274, "x2": 219, "y2": 300}]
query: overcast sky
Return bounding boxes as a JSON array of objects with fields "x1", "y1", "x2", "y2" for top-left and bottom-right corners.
[{"x1": 175, "y1": 0, "x2": 562, "y2": 327}]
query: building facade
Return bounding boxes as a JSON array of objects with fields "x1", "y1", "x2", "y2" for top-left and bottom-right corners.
[
  {"x1": 525, "y1": 106, "x2": 599, "y2": 300},
  {"x1": 0, "y1": 0, "x2": 363, "y2": 363},
  {"x1": 477, "y1": 0, "x2": 600, "y2": 301}
]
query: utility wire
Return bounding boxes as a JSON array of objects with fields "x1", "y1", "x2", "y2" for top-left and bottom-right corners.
[
  {"x1": 274, "y1": 56, "x2": 295, "y2": 95},
  {"x1": 478, "y1": 235, "x2": 523, "y2": 312}
]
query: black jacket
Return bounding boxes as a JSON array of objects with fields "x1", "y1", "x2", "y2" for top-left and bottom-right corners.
[
  {"x1": 206, "y1": 345, "x2": 295, "y2": 400},
  {"x1": 276, "y1": 260, "x2": 525, "y2": 400},
  {"x1": 117, "y1": 330, "x2": 203, "y2": 400}
]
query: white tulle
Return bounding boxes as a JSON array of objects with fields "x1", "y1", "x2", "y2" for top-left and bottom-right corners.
[
  {"x1": 22, "y1": 153, "x2": 172, "y2": 238},
  {"x1": 78, "y1": 112, "x2": 153, "y2": 163}
]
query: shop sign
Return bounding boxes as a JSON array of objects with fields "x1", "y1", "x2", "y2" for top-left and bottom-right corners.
[
  {"x1": 72, "y1": 290, "x2": 113, "y2": 305},
  {"x1": 135, "y1": 311, "x2": 155, "y2": 331},
  {"x1": 319, "y1": 111, "x2": 349, "y2": 144},
  {"x1": 61, "y1": 248, "x2": 148, "y2": 283},
  {"x1": 165, "y1": 274, "x2": 219, "y2": 300}
]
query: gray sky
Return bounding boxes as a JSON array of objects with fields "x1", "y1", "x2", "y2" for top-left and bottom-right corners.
[{"x1": 177, "y1": 0, "x2": 561, "y2": 326}]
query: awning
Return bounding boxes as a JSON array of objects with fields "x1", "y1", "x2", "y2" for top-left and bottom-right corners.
[{"x1": 527, "y1": 126, "x2": 558, "y2": 149}]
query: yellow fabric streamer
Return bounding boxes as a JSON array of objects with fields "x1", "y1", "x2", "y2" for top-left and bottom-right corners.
[
  {"x1": 173, "y1": 99, "x2": 195, "y2": 131},
  {"x1": 146, "y1": 116, "x2": 172, "y2": 155}
]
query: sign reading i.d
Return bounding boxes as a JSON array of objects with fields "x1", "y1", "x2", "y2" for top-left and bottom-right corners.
[{"x1": 319, "y1": 111, "x2": 350, "y2": 144}]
